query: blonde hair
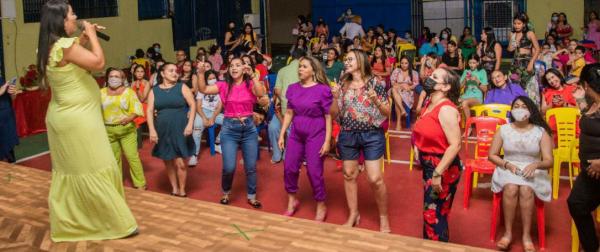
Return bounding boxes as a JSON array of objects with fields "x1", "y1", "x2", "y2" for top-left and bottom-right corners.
[{"x1": 300, "y1": 56, "x2": 330, "y2": 85}]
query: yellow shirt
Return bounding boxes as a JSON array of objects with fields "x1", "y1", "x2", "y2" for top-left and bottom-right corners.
[
  {"x1": 100, "y1": 87, "x2": 144, "y2": 125},
  {"x1": 571, "y1": 58, "x2": 585, "y2": 77}
]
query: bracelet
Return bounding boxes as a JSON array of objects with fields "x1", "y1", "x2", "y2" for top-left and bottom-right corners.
[
  {"x1": 432, "y1": 170, "x2": 442, "y2": 178},
  {"x1": 503, "y1": 161, "x2": 509, "y2": 169}
]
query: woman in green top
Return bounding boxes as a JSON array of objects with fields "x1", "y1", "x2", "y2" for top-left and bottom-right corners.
[
  {"x1": 459, "y1": 27, "x2": 477, "y2": 64},
  {"x1": 324, "y1": 48, "x2": 344, "y2": 83},
  {"x1": 460, "y1": 55, "x2": 488, "y2": 119}
]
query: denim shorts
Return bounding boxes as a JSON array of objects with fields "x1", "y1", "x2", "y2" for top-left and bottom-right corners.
[{"x1": 337, "y1": 129, "x2": 385, "y2": 161}]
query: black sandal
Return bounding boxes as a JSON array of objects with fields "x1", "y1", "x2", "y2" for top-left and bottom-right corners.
[
  {"x1": 247, "y1": 199, "x2": 262, "y2": 209},
  {"x1": 220, "y1": 194, "x2": 230, "y2": 205}
]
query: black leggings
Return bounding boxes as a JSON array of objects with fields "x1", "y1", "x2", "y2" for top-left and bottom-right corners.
[{"x1": 567, "y1": 170, "x2": 600, "y2": 252}]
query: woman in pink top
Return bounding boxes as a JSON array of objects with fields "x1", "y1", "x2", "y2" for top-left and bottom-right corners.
[
  {"x1": 585, "y1": 11, "x2": 600, "y2": 48},
  {"x1": 208, "y1": 45, "x2": 223, "y2": 72},
  {"x1": 197, "y1": 57, "x2": 268, "y2": 208}
]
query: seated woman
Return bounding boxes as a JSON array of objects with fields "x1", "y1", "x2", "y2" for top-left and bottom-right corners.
[
  {"x1": 541, "y1": 68, "x2": 577, "y2": 113},
  {"x1": 484, "y1": 70, "x2": 527, "y2": 105},
  {"x1": 370, "y1": 46, "x2": 392, "y2": 84},
  {"x1": 390, "y1": 56, "x2": 419, "y2": 130},
  {"x1": 441, "y1": 41, "x2": 463, "y2": 73},
  {"x1": 488, "y1": 96, "x2": 553, "y2": 252},
  {"x1": 192, "y1": 70, "x2": 224, "y2": 157},
  {"x1": 459, "y1": 55, "x2": 488, "y2": 119},
  {"x1": 417, "y1": 53, "x2": 440, "y2": 114}
]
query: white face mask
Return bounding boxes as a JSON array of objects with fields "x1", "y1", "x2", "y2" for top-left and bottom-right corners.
[
  {"x1": 511, "y1": 108, "x2": 530, "y2": 122},
  {"x1": 108, "y1": 77, "x2": 123, "y2": 88},
  {"x1": 441, "y1": 33, "x2": 448, "y2": 39},
  {"x1": 551, "y1": 16, "x2": 558, "y2": 22},
  {"x1": 207, "y1": 79, "x2": 217, "y2": 85}
]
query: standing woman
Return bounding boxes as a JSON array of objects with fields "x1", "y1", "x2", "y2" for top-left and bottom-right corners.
[
  {"x1": 556, "y1": 13, "x2": 573, "y2": 42},
  {"x1": 477, "y1": 27, "x2": 503, "y2": 76},
  {"x1": 36, "y1": 0, "x2": 137, "y2": 241},
  {"x1": 278, "y1": 56, "x2": 332, "y2": 221},
  {"x1": 147, "y1": 63, "x2": 196, "y2": 197},
  {"x1": 224, "y1": 21, "x2": 241, "y2": 54},
  {"x1": 131, "y1": 65, "x2": 150, "y2": 149},
  {"x1": 100, "y1": 68, "x2": 147, "y2": 190},
  {"x1": 507, "y1": 12, "x2": 541, "y2": 106},
  {"x1": 412, "y1": 67, "x2": 462, "y2": 242},
  {"x1": 196, "y1": 57, "x2": 267, "y2": 208},
  {"x1": 568, "y1": 63, "x2": 600, "y2": 252},
  {"x1": 330, "y1": 49, "x2": 391, "y2": 232},
  {"x1": 0, "y1": 79, "x2": 18, "y2": 163},
  {"x1": 585, "y1": 11, "x2": 600, "y2": 48},
  {"x1": 459, "y1": 27, "x2": 477, "y2": 62}
]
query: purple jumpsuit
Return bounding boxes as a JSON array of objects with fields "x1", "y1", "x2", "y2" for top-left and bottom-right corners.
[{"x1": 284, "y1": 83, "x2": 333, "y2": 202}]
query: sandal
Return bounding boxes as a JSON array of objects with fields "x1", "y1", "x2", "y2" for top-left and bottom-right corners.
[
  {"x1": 523, "y1": 240, "x2": 536, "y2": 252},
  {"x1": 247, "y1": 199, "x2": 262, "y2": 209},
  {"x1": 176, "y1": 193, "x2": 187, "y2": 198},
  {"x1": 495, "y1": 236, "x2": 512, "y2": 251},
  {"x1": 220, "y1": 194, "x2": 230, "y2": 205}
]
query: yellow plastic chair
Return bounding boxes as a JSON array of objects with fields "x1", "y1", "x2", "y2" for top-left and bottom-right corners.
[
  {"x1": 385, "y1": 98, "x2": 410, "y2": 169},
  {"x1": 471, "y1": 104, "x2": 511, "y2": 120},
  {"x1": 545, "y1": 107, "x2": 580, "y2": 200}
]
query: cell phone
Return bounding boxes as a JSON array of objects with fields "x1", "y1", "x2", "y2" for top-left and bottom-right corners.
[{"x1": 9, "y1": 77, "x2": 16, "y2": 85}]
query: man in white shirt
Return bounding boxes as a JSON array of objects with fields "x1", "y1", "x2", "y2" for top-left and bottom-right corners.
[{"x1": 339, "y1": 16, "x2": 365, "y2": 43}]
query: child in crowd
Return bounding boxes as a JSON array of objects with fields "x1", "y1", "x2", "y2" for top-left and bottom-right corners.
[{"x1": 566, "y1": 45, "x2": 586, "y2": 84}]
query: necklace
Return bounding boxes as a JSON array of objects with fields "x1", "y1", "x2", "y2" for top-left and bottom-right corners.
[{"x1": 160, "y1": 83, "x2": 176, "y2": 93}]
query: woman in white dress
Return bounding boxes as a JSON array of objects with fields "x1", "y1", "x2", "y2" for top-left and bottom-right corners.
[{"x1": 488, "y1": 95, "x2": 553, "y2": 252}]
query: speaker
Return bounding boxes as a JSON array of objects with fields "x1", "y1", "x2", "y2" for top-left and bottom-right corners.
[{"x1": 1, "y1": 0, "x2": 16, "y2": 19}]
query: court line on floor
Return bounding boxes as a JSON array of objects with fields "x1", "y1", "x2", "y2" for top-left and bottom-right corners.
[{"x1": 16, "y1": 151, "x2": 50, "y2": 164}]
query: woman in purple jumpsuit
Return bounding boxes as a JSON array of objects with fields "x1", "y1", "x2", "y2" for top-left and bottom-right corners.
[{"x1": 278, "y1": 56, "x2": 333, "y2": 221}]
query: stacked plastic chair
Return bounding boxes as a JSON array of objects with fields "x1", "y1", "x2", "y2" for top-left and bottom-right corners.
[{"x1": 545, "y1": 107, "x2": 580, "y2": 199}]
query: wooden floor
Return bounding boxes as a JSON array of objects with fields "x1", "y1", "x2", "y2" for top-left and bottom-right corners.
[{"x1": 0, "y1": 162, "x2": 490, "y2": 251}]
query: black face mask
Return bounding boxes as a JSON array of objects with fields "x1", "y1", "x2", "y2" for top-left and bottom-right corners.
[{"x1": 423, "y1": 77, "x2": 439, "y2": 95}]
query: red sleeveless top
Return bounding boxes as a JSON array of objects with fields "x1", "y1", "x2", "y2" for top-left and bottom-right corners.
[{"x1": 412, "y1": 99, "x2": 459, "y2": 154}]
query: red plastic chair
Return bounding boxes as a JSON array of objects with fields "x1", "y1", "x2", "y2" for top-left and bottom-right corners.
[
  {"x1": 463, "y1": 116, "x2": 506, "y2": 209},
  {"x1": 491, "y1": 192, "x2": 545, "y2": 249}
]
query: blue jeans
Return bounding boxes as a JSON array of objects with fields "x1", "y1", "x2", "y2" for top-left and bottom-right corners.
[
  {"x1": 192, "y1": 109, "x2": 224, "y2": 155},
  {"x1": 268, "y1": 116, "x2": 283, "y2": 162},
  {"x1": 220, "y1": 117, "x2": 258, "y2": 200}
]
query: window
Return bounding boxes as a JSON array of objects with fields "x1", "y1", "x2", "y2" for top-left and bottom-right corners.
[
  {"x1": 483, "y1": 0, "x2": 519, "y2": 43},
  {"x1": 138, "y1": 0, "x2": 169, "y2": 20},
  {"x1": 422, "y1": 0, "x2": 465, "y2": 37},
  {"x1": 23, "y1": 0, "x2": 119, "y2": 23}
]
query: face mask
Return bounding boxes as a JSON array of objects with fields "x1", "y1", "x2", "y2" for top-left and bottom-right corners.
[
  {"x1": 511, "y1": 108, "x2": 530, "y2": 122},
  {"x1": 441, "y1": 33, "x2": 448, "y2": 39},
  {"x1": 423, "y1": 77, "x2": 439, "y2": 95},
  {"x1": 207, "y1": 79, "x2": 217, "y2": 85},
  {"x1": 552, "y1": 17, "x2": 558, "y2": 22},
  {"x1": 154, "y1": 47, "x2": 160, "y2": 53},
  {"x1": 108, "y1": 77, "x2": 122, "y2": 88},
  {"x1": 346, "y1": 10, "x2": 352, "y2": 15}
]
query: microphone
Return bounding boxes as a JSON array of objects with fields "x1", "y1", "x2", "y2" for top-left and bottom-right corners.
[{"x1": 77, "y1": 20, "x2": 110, "y2": 41}]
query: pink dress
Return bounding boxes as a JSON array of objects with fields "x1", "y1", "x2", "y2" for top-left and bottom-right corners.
[{"x1": 586, "y1": 21, "x2": 600, "y2": 49}]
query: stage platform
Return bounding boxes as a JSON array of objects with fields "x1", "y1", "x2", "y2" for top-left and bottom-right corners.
[{"x1": 0, "y1": 162, "x2": 490, "y2": 251}]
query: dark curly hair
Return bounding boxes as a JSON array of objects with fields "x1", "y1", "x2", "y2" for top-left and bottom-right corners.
[
  {"x1": 510, "y1": 96, "x2": 552, "y2": 135},
  {"x1": 581, "y1": 63, "x2": 600, "y2": 94}
]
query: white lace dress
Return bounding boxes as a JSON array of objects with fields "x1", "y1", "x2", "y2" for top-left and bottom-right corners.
[{"x1": 491, "y1": 124, "x2": 552, "y2": 202}]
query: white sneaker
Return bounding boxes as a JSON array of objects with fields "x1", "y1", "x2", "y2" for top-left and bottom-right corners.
[
  {"x1": 215, "y1": 144, "x2": 222, "y2": 154},
  {"x1": 188, "y1": 155, "x2": 198, "y2": 167}
]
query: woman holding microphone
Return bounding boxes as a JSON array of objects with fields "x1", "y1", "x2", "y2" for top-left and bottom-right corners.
[{"x1": 36, "y1": 0, "x2": 137, "y2": 241}]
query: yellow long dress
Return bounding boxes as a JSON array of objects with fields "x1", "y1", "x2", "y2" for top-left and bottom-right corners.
[{"x1": 46, "y1": 37, "x2": 137, "y2": 242}]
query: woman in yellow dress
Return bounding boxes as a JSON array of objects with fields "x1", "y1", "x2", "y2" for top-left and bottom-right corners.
[{"x1": 36, "y1": 0, "x2": 138, "y2": 242}]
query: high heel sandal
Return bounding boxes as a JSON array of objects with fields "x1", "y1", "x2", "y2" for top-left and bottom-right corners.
[
  {"x1": 495, "y1": 236, "x2": 512, "y2": 251},
  {"x1": 315, "y1": 208, "x2": 327, "y2": 222},
  {"x1": 343, "y1": 214, "x2": 361, "y2": 227},
  {"x1": 283, "y1": 200, "x2": 300, "y2": 216},
  {"x1": 523, "y1": 240, "x2": 536, "y2": 252},
  {"x1": 379, "y1": 216, "x2": 391, "y2": 233}
]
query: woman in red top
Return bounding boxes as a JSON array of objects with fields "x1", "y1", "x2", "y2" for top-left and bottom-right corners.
[
  {"x1": 541, "y1": 68, "x2": 577, "y2": 113},
  {"x1": 556, "y1": 12, "x2": 573, "y2": 41},
  {"x1": 132, "y1": 65, "x2": 150, "y2": 149},
  {"x1": 412, "y1": 67, "x2": 462, "y2": 242}
]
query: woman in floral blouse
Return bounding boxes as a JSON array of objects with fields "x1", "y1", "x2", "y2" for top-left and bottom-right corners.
[{"x1": 331, "y1": 49, "x2": 391, "y2": 233}]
